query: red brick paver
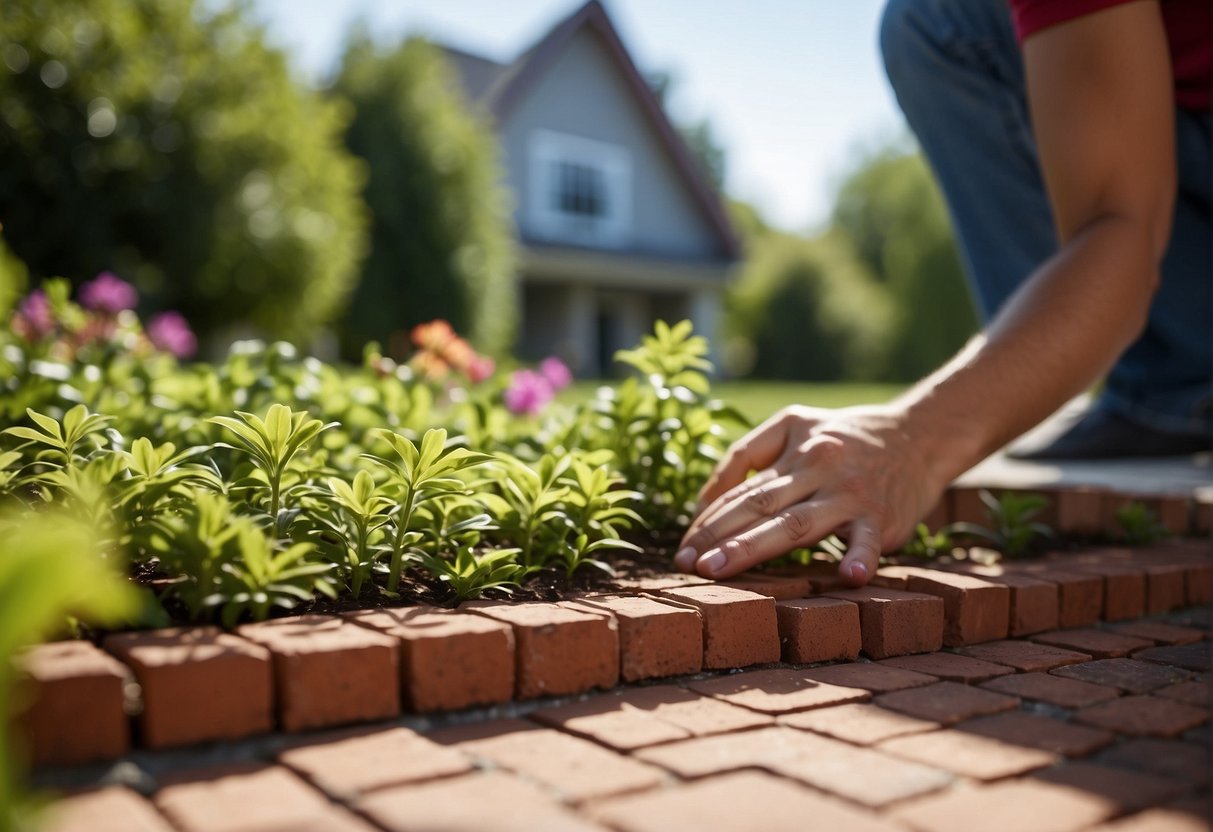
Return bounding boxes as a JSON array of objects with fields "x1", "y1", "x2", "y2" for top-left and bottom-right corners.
[
  {"x1": 957, "y1": 639, "x2": 1091, "y2": 671},
  {"x1": 877, "y1": 567, "x2": 1011, "y2": 646},
  {"x1": 1064, "y1": 559, "x2": 1147, "y2": 621},
  {"x1": 1010, "y1": 566, "x2": 1103, "y2": 629},
  {"x1": 686, "y1": 667, "x2": 870, "y2": 714},
  {"x1": 891, "y1": 779, "x2": 1116, "y2": 832},
  {"x1": 879, "y1": 727, "x2": 1057, "y2": 780},
  {"x1": 878, "y1": 651, "x2": 1014, "y2": 683},
  {"x1": 957, "y1": 711, "x2": 1115, "y2": 757},
  {"x1": 803, "y1": 661, "x2": 937, "y2": 692},
  {"x1": 571, "y1": 594, "x2": 703, "y2": 681},
  {"x1": 1050, "y1": 658, "x2": 1191, "y2": 693},
  {"x1": 1073, "y1": 694, "x2": 1209, "y2": 737},
  {"x1": 1098, "y1": 738, "x2": 1210, "y2": 787},
  {"x1": 1032, "y1": 762, "x2": 1188, "y2": 814},
  {"x1": 1031, "y1": 628, "x2": 1153, "y2": 659},
  {"x1": 236, "y1": 615, "x2": 399, "y2": 731},
  {"x1": 722, "y1": 572, "x2": 812, "y2": 600},
  {"x1": 980, "y1": 671, "x2": 1121, "y2": 708},
  {"x1": 1132, "y1": 642, "x2": 1212, "y2": 672},
  {"x1": 875, "y1": 680, "x2": 1020, "y2": 725},
  {"x1": 774, "y1": 597, "x2": 861, "y2": 663},
  {"x1": 346, "y1": 606, "x2": 514, "y2": 711},
  {"x1": 39, "y1": 786, "x2": 173, "y2": 832},
  {"x1": 779, "y1": 702, "x2": 939, "y2": 745},
  {"x1": 822, "y1": 586, "x2": 944, "y2": 658},
  {"x1": 654, "y1": 584, "x2": 780, "y2": 669},
  {"x1": 1106, "y1": 619, "x2": 1206, "y2": 645},
  {"x1": 13, "y1": 640, "x2": 130, "y2": 766},
  {"x1": 277, "y1": 725, "x2": 473, "y2": 798},
  {"x1": 1154, "y1": 678, "x2": 1210, "y2": 706},
  {"x1": 104, "y1": 627, "x2": 272, "y2": 749}
]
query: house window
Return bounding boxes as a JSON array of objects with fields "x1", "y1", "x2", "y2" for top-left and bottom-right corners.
[{"x1": 529, "y1": 129, "x2": 631, "y2": 247}]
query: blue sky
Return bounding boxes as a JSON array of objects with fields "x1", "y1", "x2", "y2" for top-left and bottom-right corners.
[{"x1": 249, "y1": 0, "x2": 907, "y2": 232}]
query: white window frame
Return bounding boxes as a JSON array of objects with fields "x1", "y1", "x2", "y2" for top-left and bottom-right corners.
[{"x1": 528, "y1": 128, "x2": 632, "y2": 248}]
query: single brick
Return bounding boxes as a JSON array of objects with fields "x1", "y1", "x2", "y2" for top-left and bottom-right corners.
[
  {"x1": 531, "y1": 685, "x2": 769, "y2": 750},
  {"x1": 465, "y1": 601, "x2": 618, "y2": 698},
  {"x1": 612, "y1": 572, "x2": 711, "y2": 592},
  {"x1": 104, "y1": 627, "x2": 272, "y2": 750},
  {"x1": 590, "y1": 770, "x2": 903, "y2": 832},
  {"x1": 875, "y1": 680, "x2": 1019, "y2": 726},
  {"x1": 653, "y1": 584, "x2": 779, "y2": 669},
  {"x1": 1137, "y1": 563, "x2": 1190, "y2": 614},
  {"x1": 432, "y1": 719, "x2": 664, "y2": 803},
  {"x1": 13, "y1": 641, "x2": 130, "y2": 766},
  {"x1": 891, "y1": 779, "x2": 1115, "y2": 832},
  {"x1": 878, "y1": 727, "x2": 1057, "y2": 780},
  {"x1": 345, "y1": 607, "x2": 514, "y2": 712},
  {"x1": 1033, "y1": 762, "x2": 1187, "y2": 815},
  {"x1": 1106, "y1": 620, "x2": 1206, "y2": 645},
  {"x1": 1074, "y1": 694, "x2": 1209, "y2": 737},
  {"x1": 1066, "y1": 561, "x2": 1146, "y2": 622},
  {"x1": 780, "y1": 702, "x2": 939, "y2": 745},
  {"x1": 775, "y1": 597, "x2": 860, "y2": 663},
  {"x1": 155, "y1": 764, "x2": 376, "y2": 832},
  {"x1": 1132, "y1": 643, "x2": 1212, "y2": 673},
  {"x1": 1099, "y1": 738, "x2": 1210, "y2": 787},
  {"x1": 803, "y1": 662, "x2": 937, "y2": 693},
  {"x1": 1183, "y1": 560, "x2": 1212, "y2": 605},
  {"x1": 1009, "y1": 565, "x2": 1103, "y2": 628},
  {"x1": 1031, "y1": 628, "x2": 1153, "y2": 659},
  {"x1": 957, "y1": 639, "x2": 1090, "y2": 672},
  {"x1": 1093, "y1": 806, "x2": 1210, "y2": 832},
  {"x1": 277, "y1": 725, "x2": 472, "y2": 798},
  {"x1": 980, "y1": 572, "x2": 1059, "y2": 636},
  {"x1": 687, "y1": 667, "x2": 869, "y2": 715},
  {"x1": 980, "y1": 672, "x2": 1120, "y2": 708},
  {"x1": 236, "y1": 615, "x2": 398, "y2": 732},
  {"x1": 39, "y1": 786, "x2": 173, "y2": 832},
  {"x1": 821, "y1": 587, "x2": 944, "y2": 659},
  {"x1": 570, "y1": 594, "x2": 702, "y2": 681},
  {"x1": 357, "y1": 771, "x2": 603, "y2": 832},
  {"x1": 634, "y1": 725, "x2": 951, "y2": 809},
  {"x1": 958, "y1": 711, "x2": 1114, "y2": 757},
  {"x1": 1155, "y1": 679, "x2": 1210, "y2": 707},
  {"x1": 1054, "y1": 487, "x2": 1107, "y2": 535},
  {"x1": 722, "y1": 572, "x2": 812, "y2": 600},
  {"x1": 878, "y1": 652, "x2": 1013, "y2": 684},
  {"x1": 1051, "y1": 659, "x2": 1191, "y2": 694},
  {"x1": 886, "y1": 568, "x2": 1010, "y2": 647}
]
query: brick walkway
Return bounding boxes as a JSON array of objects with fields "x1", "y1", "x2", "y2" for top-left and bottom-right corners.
[{"x1": 34, "y1": 606, "x2": 1211, "y2": 832}]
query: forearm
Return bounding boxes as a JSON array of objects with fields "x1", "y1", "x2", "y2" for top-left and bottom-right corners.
[{"x1": 894, "y1": 213, "x2": 1158, "y2": 490}]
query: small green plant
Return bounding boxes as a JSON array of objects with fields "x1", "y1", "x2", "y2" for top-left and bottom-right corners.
[
  {"x1": 209, "y1": 404, "x2": 336, "y2": 537},
  {"x1": 481, "y1": 453, "x2": 573, "y2": 570},
  {"x1": 1115, "y1": 501, "x2": 1169, "y2": 545},
  {"x1": 557, "y1": 451, "x2": 643, "y2": 577},
  {"x1": 950, "y1": 490, "x2": 1054, "y2": 557},
  {"x1": 305, "y1": 470, "x2": 395, "y2": 598},
  {"x1": 418, "y1": 545, "x2": 525, "y2": 602},
  {"x1": 901, "y1": 523, "x2": 954, "y2": 560},
  {"x1": 2, "y1": 405, "x2": 112, "y2": 472}
]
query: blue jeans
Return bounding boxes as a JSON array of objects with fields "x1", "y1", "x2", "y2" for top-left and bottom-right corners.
[{"x1": 881, "y1": 0, "x2": 1212, "y2": 436}]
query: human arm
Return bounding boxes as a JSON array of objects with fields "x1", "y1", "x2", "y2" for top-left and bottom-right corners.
[{"x1": 676, "y1": 1, "x2": 1176, "y2": 583}]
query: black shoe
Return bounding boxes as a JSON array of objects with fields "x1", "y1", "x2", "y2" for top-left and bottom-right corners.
[{"x1": 1009, "y1": 409, "x2": 1212, "y2": 460}]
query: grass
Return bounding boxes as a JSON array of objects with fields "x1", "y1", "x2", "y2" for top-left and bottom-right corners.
[{"x1": 558, "y1": 380, "x2": 906, "y2": 436}]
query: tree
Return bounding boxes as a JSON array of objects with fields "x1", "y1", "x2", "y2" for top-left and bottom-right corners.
[
  {"x1": 831, "y1": 146, "x2": 979, "y2": 380},
  {"x1": 0, "y1": 0, "x2": 367, "y2": 343},
  {"x1": 332, "y1": 34, "x2": 516, "y2": 359}
]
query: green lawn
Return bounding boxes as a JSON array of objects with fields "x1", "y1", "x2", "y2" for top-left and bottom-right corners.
[{"x1": 558, "y1": 380, "x2": 906, "y2": 434}]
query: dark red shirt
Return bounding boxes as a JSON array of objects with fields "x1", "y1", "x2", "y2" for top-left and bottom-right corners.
[{"x1": 1009, "y1": 0, "x2": 1211, "y2": 110}]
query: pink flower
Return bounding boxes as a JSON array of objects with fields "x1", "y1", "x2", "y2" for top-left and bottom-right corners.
[
  {"x1": 79, "y1": 271, "x2": 138, "y2": 314},
  {"x1": 146, "y1": 311, "x2": 197, "y2": 358},
  {"x1": 14, "y1": 289, "x2": 54, "y2": 338},
  {"x1": 466, "y1": 354, "x2": 496, "y2": 383},
  {"x1": 503, "y1": 369, "x2": 554, "y2": 416},
  {"x1": 539, "y1": 356, "x2": 572, "y2": 391}
]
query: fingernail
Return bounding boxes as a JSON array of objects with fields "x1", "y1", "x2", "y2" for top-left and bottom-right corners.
[
  {"x1": 674, "y1": 547, "x2": 697, "y2": 571},
  {"x1": 847, "y1": 562, "x2": 869, "y2": 584},
  {"x1": 699, "y1": 551, "x2": 726, "y2": 575}
]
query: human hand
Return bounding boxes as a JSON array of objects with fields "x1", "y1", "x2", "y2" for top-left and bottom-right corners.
[{"x1": 675, "y1": 404, "x2": 945, "y2": 586}]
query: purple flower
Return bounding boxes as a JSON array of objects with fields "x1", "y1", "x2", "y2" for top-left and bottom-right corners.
[
  {"x1": 147, "y1": 311, "x2": 197, "y2": 358},
  {"x1": 15, "y1": 289, "x2": 54, "y2": 337},
  {"x1": 539, "y1": 356, "x2": 572, "y2": 391},
  {"x1": 503, "y1": 369, "x2": 554, "y2": 416},
  {"x1": 79, "y1": 271, "x2": 138, "y2": 314}
]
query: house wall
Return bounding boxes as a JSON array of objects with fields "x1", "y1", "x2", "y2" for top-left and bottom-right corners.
[{"x1": 497, "y1": 27, "x2": 726, "y2": 261}]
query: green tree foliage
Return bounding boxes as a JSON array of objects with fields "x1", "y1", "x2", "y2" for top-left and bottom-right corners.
[
  {"x1": 0, "y1": 0, "x2": 367, "y2": 342},
  {"x1": 333, "y1": 34, "x2": 516, "y2": 358},
  {"x1": 832, "y1": 146, "x2": 979, "y2": 380}
]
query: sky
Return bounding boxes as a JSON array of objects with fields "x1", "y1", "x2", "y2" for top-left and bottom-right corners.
[{"x1": 249, "y1": 0, "x2": 908, "y2": 232}]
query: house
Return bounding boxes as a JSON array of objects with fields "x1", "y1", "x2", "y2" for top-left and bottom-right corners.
[{"x1": 440, "y1": 0, "x2": 739, "y2": 376}]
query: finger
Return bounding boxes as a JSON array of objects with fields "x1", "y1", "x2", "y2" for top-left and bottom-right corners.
[
  {"x1": 693, "y1": 497, "x2": 854, "y2": 579},
  {"x1": 696, "y1": 412, "x2": 793, "y2": 511},
  {"x1": 839, "y1": 516, "x2": 883, "y2": 587},
  {"x1": 683, "y1": 467, "x2": 781, "y2": 543},
  {"x1": 680, "y1": 469, "x2": 824, "y2": 561}
]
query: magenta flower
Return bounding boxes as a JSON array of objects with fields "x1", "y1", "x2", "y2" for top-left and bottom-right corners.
[
  {"x1": 503, "y1": 369, "x2": 554, "y2": 416},
  {"x1": 147, "y1": 311, "x2": 197, "y2": 358},
  {"x1": 15, "y1": 289, "x2": 54, "y2": 337},
  {"x1": 539, "y1": 356, "x2": 572, "y2": 390},
  {"x1": 79, "y1": 271, "x2": 138, "y2": 314}
]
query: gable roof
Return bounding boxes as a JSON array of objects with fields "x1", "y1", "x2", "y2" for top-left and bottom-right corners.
[{"x1": 439, "y1": 1, "x2": 739, "y2": 260}]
